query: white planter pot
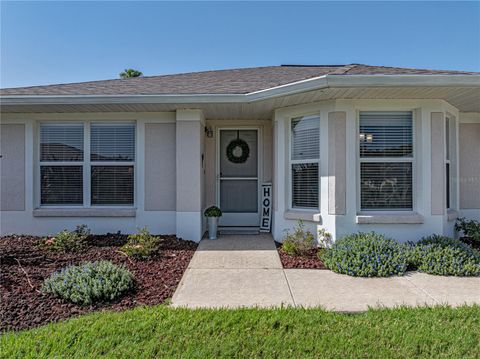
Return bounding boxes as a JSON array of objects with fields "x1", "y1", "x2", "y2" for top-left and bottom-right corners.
[{"x1": 207, "y1": 217, "x2": 219, "y2": 240}]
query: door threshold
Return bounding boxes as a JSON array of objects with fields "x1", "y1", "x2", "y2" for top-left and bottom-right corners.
[{"x1": 218, "y1": 227, "x2": 260, "y2": 235}]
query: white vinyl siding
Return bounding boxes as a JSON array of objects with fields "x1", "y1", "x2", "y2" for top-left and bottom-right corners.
[
  {"x1": 359, "y1": 111, "x2": 413, "y2": 211},
  {"x1": 290, "y1": 116, "x2": 319, "y2": 209},
  {"x1": 39, "y1": 122, "x2": 135, "y2": 207}
]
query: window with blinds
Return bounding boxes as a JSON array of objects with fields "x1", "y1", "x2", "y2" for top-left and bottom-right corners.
[
  {"x1": 39, "y1": 122, "x2": 135, "y2": 207},
  {"x1": 40, "y1": 124, "x2": 84, "y2": 205},
  {"x1": 91, "y1": 124, "x2": 135, "y2": 161},
  {"x1": 90, "y1": 124, "x2": 135, "y2": 206},
  {"x1": 290, "y1": 116, "x2": 319, "y2": 209},
  {"x1": 359, "y1": 112, "x2": 413, "y2": 211}
]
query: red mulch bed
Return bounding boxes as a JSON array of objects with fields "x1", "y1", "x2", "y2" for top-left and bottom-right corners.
[
  {"x1": 275, "y1": 242, "x2": 327, "y2": 269},
  {"x1": 0, "y1": 234, "x2": 197, "y2": 332}
]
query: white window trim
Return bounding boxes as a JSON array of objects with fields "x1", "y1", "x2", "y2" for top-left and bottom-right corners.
[
  {"x1": 445, "y1": 115, "x2": 452, "y2": 210},
  {"x1": 287, "y1": 114, "x2": 321, "y2": 211},
  {"x1": 356, "y1": 110, "x2": 417, "y2": 213},
  {"x1": 37, "y1": 120, "x2": 136, "y2": 209}
]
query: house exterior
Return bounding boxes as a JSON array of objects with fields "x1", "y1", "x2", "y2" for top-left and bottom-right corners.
[{"x1": 1, "y1": 64, "x2": 479, "y2": 243}]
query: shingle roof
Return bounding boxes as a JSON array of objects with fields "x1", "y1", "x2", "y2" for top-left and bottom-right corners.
[{"x1": 1, "y1": 64, "x2": 477, "y2": 96}]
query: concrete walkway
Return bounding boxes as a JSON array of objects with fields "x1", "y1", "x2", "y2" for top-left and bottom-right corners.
[{"x1": 172, "y1": 234, "x2": 480, "y2": 311}]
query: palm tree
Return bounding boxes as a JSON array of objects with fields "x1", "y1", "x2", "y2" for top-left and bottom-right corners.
[{"x1": 119, "y1": 69, "x2": 143, "y2": 79}]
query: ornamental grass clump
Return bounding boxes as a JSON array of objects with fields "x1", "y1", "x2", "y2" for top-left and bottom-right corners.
[
  {"x1": 40, "y1": 224, "x2": 90, "y2": 252},
  {"x1": 42, "y1": 261, "x2": 134, "y2": 305},
  {"x1": 282, "y1": 220, "x2": 315, "y2": 256},
  {"x1": 406, "y1": 235, "x2": 480, "y2": 276},
  {"x1": 320, "y1": 232, "x2": 408, "y2": 277},
  {"x1": 121, "y1": 227, "x2": 160, "y2": 260}
]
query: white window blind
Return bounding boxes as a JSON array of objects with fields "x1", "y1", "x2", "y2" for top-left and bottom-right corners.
[
  {"x1": 40, "y1": 124, "x2": 84, "y2": 161},
  {"x1": 90, "y1": 124, "x2": 135, "y2": 205},
  {"x1": 91, "y1": 124, "x2": 135, "y2": 161},
  {"x1": 91, "y1": 166, "x2": 134, "y2": 205},
  {"x1": 290, "y1": 116, "x2": 319, "y2": 209},
  {"x1": 40, "y1": 124, "x2": 84, "y2": 205},
  {"x1": 359, "y1": 112, "x2": 413, "y2": 211},
  {"x1": 41, "y1": 166, "x2": 83, "y2": 205}
]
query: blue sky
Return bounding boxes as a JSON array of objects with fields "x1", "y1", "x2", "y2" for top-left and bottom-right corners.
[{"x1": 1, "y1": 1, "x2": 479, "y2": 88}]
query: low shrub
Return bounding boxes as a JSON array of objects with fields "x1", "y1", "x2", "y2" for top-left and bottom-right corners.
[
  {"x1": 42, "y1": 261, "x2": 134, "y2": 305},
  {"x1": 121, "y1": 227, "x2": 160, "y2": 259},
  {"x1": 40, "y1": 224, "x2": 90, "y2": 252},
  {"x1": 455, "y1": 217, "x2": 480, "y2": 245},
  {"x1": 282, "y1": 220, "x2": 315, "y2": 256},
  {"x1": 320, "y1": 232, "x2": 408, "y2": 277},
  {"x1": 406, "y1": 235, "x2": 480, "y2": 276}
]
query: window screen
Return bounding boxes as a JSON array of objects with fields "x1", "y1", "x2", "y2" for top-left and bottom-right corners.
[
  {"x1": 91, "y1": 166, "x2": 134, "y2": 205},
  {"x1": 360, "y1": 162, "x2": 412, "y2": 210},
  {"x1": 41, "y1": 166, "x2": 83, "y2": 205},
  {"x1": 40, "y1": 124, "x2": 84, "y2": 205},
  {"x1": 292, "y1": 163, "x2": 319, "y2": 208},
  {"x1": 359, "y1": 112, "x2": 412, "y2": 157},
  {"x1": 359, "y1": 112, "x2": 413, "y2": 211},
  {"x1": 91, "y1": 124, "x2": 135, "y2": 161},
  {"x1": 40, "y1": 124, "x2": 84, "y2": 161}
]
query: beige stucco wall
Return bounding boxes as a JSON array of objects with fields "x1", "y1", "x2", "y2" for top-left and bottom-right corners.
[
  {"x1": 176, "y1": 113, "x2": 204, "y2": 212},
  {"x1": 328, "y1": 111, "x2": 347, "y2": 215},
  {"x1": 1, "y1": 124, "x2": 25, "y2": 211},
  {"x1": 430, "y1": 112, "x2": 445, "y2": 215},
  {"x1": 203, "y1": 119, "x2": 273, "y2": 208},
  {"x1": 144, "y1": 123, "x2": 176, "y2": 211},
  {"x1": 459, "y1": 122, "x2": 480, "y2": 209}
]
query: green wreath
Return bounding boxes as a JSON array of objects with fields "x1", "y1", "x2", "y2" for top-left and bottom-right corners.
[{"x1": 226, "y1": 138, "x2": 250, "y2": 164}]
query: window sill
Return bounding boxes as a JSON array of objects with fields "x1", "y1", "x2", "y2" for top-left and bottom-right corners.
[
  {"x1": 447, "y1": 209, "x2": 459, "y2": 222},
  {"x1": 284, "y1": 210, "x2": 321, "y2": 223},
  {"x1": 356, "y1": 212, "x2": 424, "y2": 224},
  {"x1": 33, "y1": 208, "x2": 136, "y2": 217}
]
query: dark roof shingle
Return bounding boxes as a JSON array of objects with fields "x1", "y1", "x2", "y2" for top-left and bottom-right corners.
[{"x1": 1, "y1": 64, "x2": 477, "y2": 96}]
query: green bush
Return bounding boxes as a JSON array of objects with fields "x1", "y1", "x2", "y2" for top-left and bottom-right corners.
[
  {"x1": 282, "y1": 220, "x2": 315, "y2": 256},
  {"x1": 204, "y1": 206, "x2": 222, "y2": 217},
  {"x1": 406, "y1": 235, "x2": 480, "y2": 276},
  {"x1": 40, "y1": 225, "x2": 90, "y2": 252},
  {"x1": 455, "y1": 217, "x2": 480, "y2": 244},
  {"x1": 42, "y1": 261, "x2": 134, "y2": 305},
  {"x1": 321, "y1": 232, "x2": 408, "y2": 277},
  {"x1": 121, "y1": 227, "x2": 160, "y2": 259}
]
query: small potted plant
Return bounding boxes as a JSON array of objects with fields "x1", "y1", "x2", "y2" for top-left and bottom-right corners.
[{"x1": 204, "y1": 206, "x2": 222, "y2": 240}]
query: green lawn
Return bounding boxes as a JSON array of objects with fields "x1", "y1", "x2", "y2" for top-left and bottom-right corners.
[{"x1": 2, "y1": 305, "x2": 479, "y2": 358}]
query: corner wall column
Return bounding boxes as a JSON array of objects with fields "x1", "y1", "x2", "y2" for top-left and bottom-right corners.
[{"x1": 176, "y1": 109, "x2": 205, "y2": 241}]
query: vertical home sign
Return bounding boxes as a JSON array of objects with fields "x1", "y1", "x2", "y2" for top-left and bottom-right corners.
[{"x1": 260, "y1": 183, "x2": 272, "y2": 232}]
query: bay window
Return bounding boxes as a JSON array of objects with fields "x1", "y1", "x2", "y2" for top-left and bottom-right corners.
[
  {"x1": 290, "y1": 116, "x2": 320, "y2": 209},
  {"x1": 359, "y1": 111, "x2": 413, "y2": 211},
  {"x1": 39, "y1": 122, "x2": 135, "y2": 206}
]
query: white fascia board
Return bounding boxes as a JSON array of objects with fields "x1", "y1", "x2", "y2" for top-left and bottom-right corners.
[
  {"x1": 1, "y1": 74, "x2": 479, "y2": 106},
  {"x1": 326, "y1": 74, "x2": 480, "y2": 88},
  {"x1": 0, "y1": 94, "x2": 244, "y2": 105}
]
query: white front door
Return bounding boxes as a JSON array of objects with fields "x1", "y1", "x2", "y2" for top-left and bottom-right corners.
[{"x1": 218, "y1": 129, "x2": 259, "y2": 227}]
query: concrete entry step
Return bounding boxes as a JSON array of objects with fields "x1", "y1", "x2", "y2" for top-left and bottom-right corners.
[
  {"x1": 188, "y1": 234, "x2": 282, "y2": 269},
  {"x1": 218, "y1": 227, "x2": 260, "y2": 235}
]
